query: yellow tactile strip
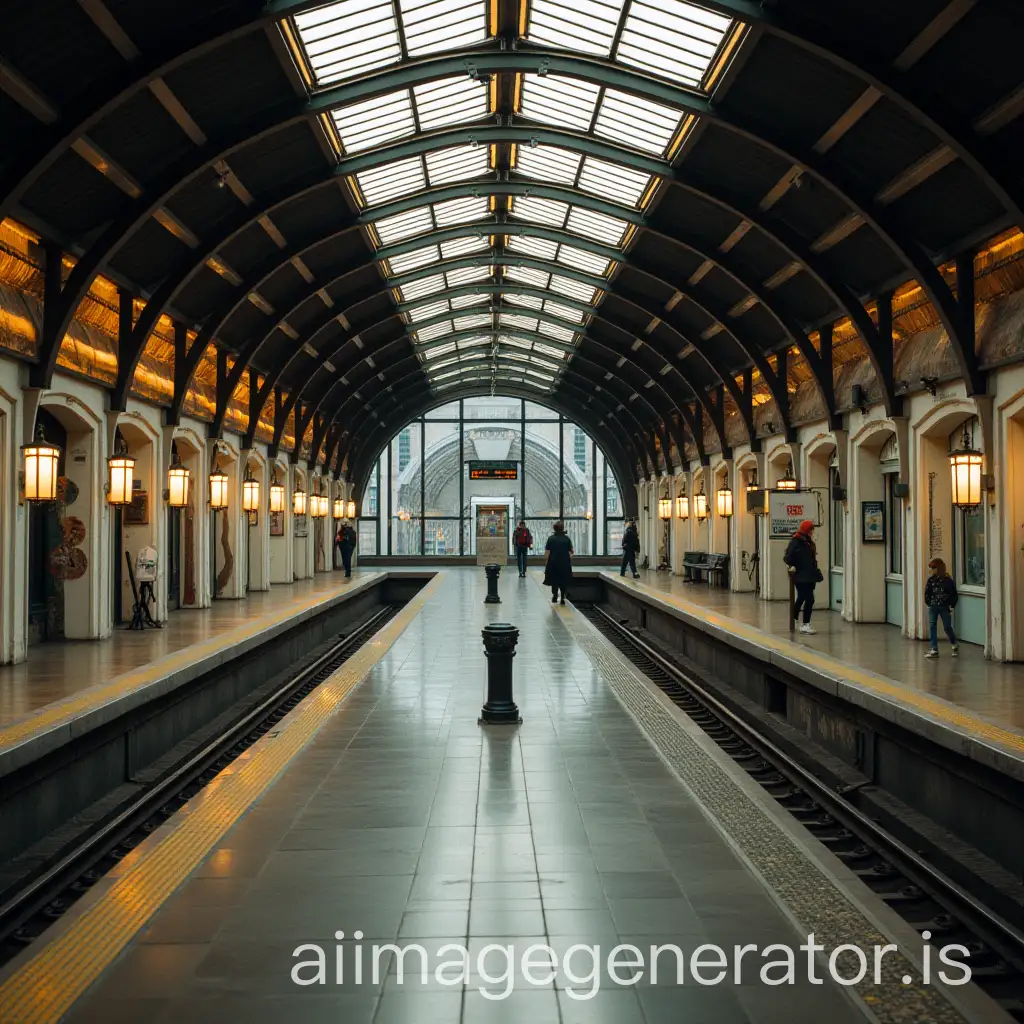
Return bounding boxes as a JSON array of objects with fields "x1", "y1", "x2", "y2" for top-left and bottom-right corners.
[
  {"x1": 606, "y1": 573, "x2": 1024, "y2": 758},
  {"x1": 0, "y1": 573, "x2": 441, "y2": 1024},
  {"x1": 0, "y1": 575, "x2": 382, "y2": 754}
]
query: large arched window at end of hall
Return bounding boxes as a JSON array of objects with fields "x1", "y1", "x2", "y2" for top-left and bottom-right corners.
[{"x1": 357, "y1": 396, "x2": 625, "y2": 556}]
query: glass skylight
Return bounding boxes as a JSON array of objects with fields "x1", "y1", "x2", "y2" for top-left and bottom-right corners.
[
  {"x1": 523, "y1": 0, "x2": 735, "y2": 90},
  {"x1": 331, "y1": 77, "x2": 488, "y2": 154},
  {"x1": 394, "y1": 263, "x2": 491, "y2": 302},
  {"x1": 354, "y1": 145, "x2": 490, "y2": 207},
  {"x1": 509, "y1": 197, "x2": 630, "y2": 247},
  {"x1": 370, "y1": 196, "x2": 489, "y2": 245},
  {"x1": 519, "y1": 75, "x2": 600, "y2": 133},
  {"x1": 502, "y1": 265, "x2": 601, "y2": 304},
  {"x1": 515, "y1": 146, "x2": 581, "y2": 187},
  {"x1": 292, "y1": 0, "x2": 489, "y2": 88},
  {"x1": 511, "y1": 146, "x2": 655, "y2": 209},
  {"x1": 383, "y1": 234, "x2": 489, "y2": 275}
]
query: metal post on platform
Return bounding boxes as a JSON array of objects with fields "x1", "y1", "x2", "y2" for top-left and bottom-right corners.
[
  {"x1": 479, "y1": 623, "x2": 522, "y2": 724},
  {"x1": 484, "y1": 563, "x2": 501, "y2": 603},
  {"x1": 788, "y1": 570, "x2": 796, "y2": 632}
]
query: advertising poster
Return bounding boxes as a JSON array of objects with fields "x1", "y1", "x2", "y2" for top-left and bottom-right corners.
[
  {"x1": 768, "y1": 492, "x2": 821, "y2": 539},
  {"x1": 475, "y1": 505, "x2": 508, "y2": 565}
]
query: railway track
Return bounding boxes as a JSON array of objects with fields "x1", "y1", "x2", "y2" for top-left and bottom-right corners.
[
  {"x1": 581, "y1": 601, "x2": 1024, "y2": 1020},
  {"x1": 0, "y1": 603, "x2": 399, "y2": 968}
]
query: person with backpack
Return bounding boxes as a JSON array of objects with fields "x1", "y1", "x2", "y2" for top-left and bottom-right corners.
[
  {"x1": 513, "y1": 520, "x2": 533, "y2": 577},
  {"x1": 336, "y1": 520, "x2": 357, "y2": 578},
  {"x1": 783, "y1": 519, "x2": 822, "y2": 635},
  {"x1": 621, "y1": 520, "x2": 641, "y2": 578},
  {"x1": 924, "y1": 557, "x2": 959, "y2": 658}
]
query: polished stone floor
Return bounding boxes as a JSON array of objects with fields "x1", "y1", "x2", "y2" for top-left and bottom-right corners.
[
  {"x1": 0, "y1": 573, "x2": 374, "y2": 727},
  {"x1": 619, "y1": 571, "x2": 1024, "y2": 732},
  {"x1": 64, "y1": 569, "x2": 865, "y2": 1024}
]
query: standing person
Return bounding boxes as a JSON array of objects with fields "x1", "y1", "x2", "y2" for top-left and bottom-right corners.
[
  {"x1": 621, "y1": 519, "x2": 641, "y2": 578},
  {"x1": 338, "y1": 520, "x2": 357, "y2": 578},
  {"x1": 513, "y1": 520, "x2": 533, "y2": 577},
  {"x1": 543, "y1": 521, "x2": 574, "y2": 605},
  {"x1": 783, "y1": 519, "x2": 822, "y2": 635},
  {"x1": 924, "y1": 557, "x2": 959, "y2": 658}
]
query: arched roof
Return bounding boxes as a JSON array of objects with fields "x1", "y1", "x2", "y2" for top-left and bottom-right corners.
[{"x1": 4, "y1": 0, "x2": 1022, "y2": 483}]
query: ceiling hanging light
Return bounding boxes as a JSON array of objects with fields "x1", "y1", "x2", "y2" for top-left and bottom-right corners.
[
  {"x1": 208, "y1": 460, "x2": 229, "y2": 510},
  {"x1": 22, "y1": 424, "x2": 61, "y2": 503},
  {"x1": 167, "y1": 453, "x2": 190, "y2": 508},
  {"x1": 107, "y1": 436, "x2": 135, "y2": 506},
  {"x1": 949, "y1": 425, "x2": 983, "y2": 507},
  {"x1": 746, "y1": 471, "x2": 759, "y2": 492},
  {"x1": 775, "y1": 460, "x2": 797, "y2": 491}
]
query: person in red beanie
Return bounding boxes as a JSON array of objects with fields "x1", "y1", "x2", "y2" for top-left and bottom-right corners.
[{"x1": 784, "y1": 519, "x2": 822, "y2": 634}]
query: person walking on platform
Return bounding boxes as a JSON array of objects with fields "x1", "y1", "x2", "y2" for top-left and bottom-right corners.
[
  {"x1": 337, "y1": 520, "x2": 357, "y2": 578},
  {"x1": 924, "y1": 557, "x2": 959, "y2": 658},
  {"x1": 543, "y1": 521, "x2": 574, "y2": 605},
  {"x1": 513, "y1": 520, "x2": 533, "y2": 577},
  {"x1": 621, "y1": 519, "x2": 641, "y2": 578},
  {"x1": 784, "y1": 519, "x2": 822, "y2": 635}
]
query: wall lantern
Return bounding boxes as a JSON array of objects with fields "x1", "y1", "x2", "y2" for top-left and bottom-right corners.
[
  {"x1": 22, "y1": 424, "x2": 61, "y2": 503},
  {"x1": 167, "y1": 454, "x2": 190, "y2": 508},
  {"x1": 107, "y1": 437, "x2": 135, "y2": 506},
  {"x1": 346, "y1": 499, "x2": 356, "y2": 519},
  {"x1": 242, "y1": 467, "x2": 260, "y2": 525},
  {"x1": 293, "y1": 487, "x2": 307, "y2": 516},
  {"x1": 269, "y1": 471, "x2": 285, "y2": 514},
  {"x1": 675, "y1": 494, "x2": 689, "y2": 520},
  {"x1": 693, "y1": 489, "x2": 708, "y2": 521},
  {"x1": 208, "y1": 461, "x2": 229, "y2": 510},
  {"x1": 775, "y1": 461, "x2": 797, "y2": 491},
  {"x1": 746, "y1": 471, "x2": 759, "y2": 493},
  {"x1": 315, "y1": 493, "x2": 328, "y2": 518},
  {"x1": 949, "y1": 426, "x2": 983, "y2": 507},
  {"x1": 334, "y1": 497, "x2": 344, "y2": 519},
  {"x1": 658, "y1": 497, "x2": 672, "y2": 520},
  {"x1": 716, "y1": 486, "x2": 734, "y2": 518}
]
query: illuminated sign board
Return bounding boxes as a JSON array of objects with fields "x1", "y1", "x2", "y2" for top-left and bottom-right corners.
[{"x1": 468, "y1": 460, "x2": 518, "y2": 480}]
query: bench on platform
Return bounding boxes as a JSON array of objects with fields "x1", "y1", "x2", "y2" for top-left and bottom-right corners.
[{"x1": 682, "y1": 551, "x2": 729, "y2": 586}]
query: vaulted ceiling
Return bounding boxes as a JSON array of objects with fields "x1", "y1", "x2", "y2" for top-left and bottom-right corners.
[{"x1": 3, "y1": 0, "x2": 1022, "y2": 489}]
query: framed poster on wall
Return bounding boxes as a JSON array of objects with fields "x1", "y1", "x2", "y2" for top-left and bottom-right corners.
[
  {"x1": 475, "y1": 504, "x2": 508, "y2": 566},
  {"x1": 862, "y1": 500, "x2": 885, "y2": 543},
  {"x1": 269, "y1": 510, "x2": 285, "y2": 536}
]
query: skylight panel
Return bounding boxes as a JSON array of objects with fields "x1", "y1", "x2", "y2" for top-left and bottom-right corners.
[
  {"x1": 446, "y1": 265, "x2": 491, "y2": 287},
  {"x1": 441, "y1": 235, "x2": 489, "y2": 259},
  {"x1": 332, "y1": 90, "x2": 415, "y2": 154},
  {"x1": 428, "y1": 355, "x2": 461, "y2": 371},
  {"x1": 515, "y1": 145, "x2": 581, "y2": 186},
  {"x1": 401, "y1": 0, "x2": 488, "y2": 56},
  {"x1": 388, "y1": 243, "x2": 440, "y2": 274},
  {"x1": 373, "y1": 206, "x2": 434, "y2": 245},
  {"x1": 519, "y1": 75, "x2": 599, "y2": 132},
  {"x1": 507, "y1": 235, "x2": 558, "y2": 260},
  {"x1": 426, "y1": 145, "x2": 490, "y2": 187},
  {"x1": 616, "y1": 0, "x2": 731, "y2": 88},
  {"x1": 433, "y1": 196, "x2": 490, "y2": 229},
  {"x1": 399, "y1": 274, "x2": 444, "y2": 301},
  {"x1": 558, "y1": 244, "x2": 611, "y2": 276},
  {"x1": 451, "y1": 292, "x2": 488, "y2": 310},
  {"x1": 425, "y1": 341, "x2": 457, "y2": 358},
  {"x1": 504, "y1": 266, "x2": 550, "y2": 289},
  {"x1": 502, "y1": 335, "x2": 533, "y2": 350},
  {"x1": 539, "y1": 320, "x2": 577, "y2": 344},
  {"x1": 526, "y1": 367, "x2": 557, "y2": 381},
  {"x1": 565, "y1": 206, "x2": 629, "y2": 246},
  {"x1": 505, "y1": 293, "x2": 544, "y2": 311},
  {"x1": 355, "y1": 156, "x2": 425, "y2": 205},
  {"x1": 293, "y1": 0, "x2": 402, "y2": 86},
  {"x1": 594, "y1": 89, "x2": 685, "y2": 156},
  {"x1": 500, "y1": 313, "x2": 538, "y2": 332},
  {"x1": 416, "y1": 321, "x2": 453, "y2": 342},
  {"x1": 456, "y1": 335, "x2": 490, "y2": 349},
  {"x1": 511, "y1": 196, "x2": 569, "y2": 229},
  {"x1": 577, "y1": 158, "x2": 653, "y2": 208},
  {"x1": 545, "y1": 300, "x2": 585, "y2": 324},
  {"x1": 454, "y1": 312, "x2": 492, "y2": 332},
  {"x1": 525, "y1": 0, "x2": 623, "y2": 56},
  {"x1": 550, "y1": 274, "x2": 598, "y2": 303},
  {"x1": 414, "y1": 77, "x2": 489, "y2": 131},
  {"x1": 408, "y1": 299, "x2": 450, "y2": 322},
  {"x1": 536, "y1": 341, "x2": 571, "y2": 358}
]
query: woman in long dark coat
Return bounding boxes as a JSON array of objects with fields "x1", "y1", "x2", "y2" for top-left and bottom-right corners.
[{"x1": 543, "y1": 520, "x2": 574, "y2": 605}]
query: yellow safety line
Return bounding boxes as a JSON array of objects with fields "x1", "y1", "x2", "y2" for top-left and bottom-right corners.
[
  {"x1": 0, "y1": 575, "x2": 383, "y2": 751},
  {"x1": 606, "y1": 573, "x2": 1024, "y2": 757},
  {"x1": 0, "y1": 573, "x2": 442, "y2": 1024}
]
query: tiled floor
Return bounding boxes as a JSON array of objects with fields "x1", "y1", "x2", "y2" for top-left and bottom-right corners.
[
  {"x1": 0, "y1": 572, "x2": 376, "y2": 727},
  {"x1": 62, "y1": 569, "x2": 867, "y2": 1024},
  {"x1": 617, "y1": 570, "x2": 1024, "y2": 731}
]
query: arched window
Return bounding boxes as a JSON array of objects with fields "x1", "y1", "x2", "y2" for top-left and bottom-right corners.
[{"x1": 357, "y1": 396, "x2": 625, "y2": 557}]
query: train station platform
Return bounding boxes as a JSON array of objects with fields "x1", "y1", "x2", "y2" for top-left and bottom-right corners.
[
  {"x1": 0, "y1": 568, "x2": 1003, "y2": 1024},
  {"x1": 0, "y1": 572, "x2": 384, "y2": 773},
  {"x1": 603, "y1": 571, "x2": 1024, "y2": 781}
]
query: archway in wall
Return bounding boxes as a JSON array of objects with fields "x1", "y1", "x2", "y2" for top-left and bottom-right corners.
[
  {"x1": 734, "y1": 457, "x2": 759, "y2": 593},
  {"x1": 692, "y1": 467, "x2": 710, "y2": 554},
  {"x1": 115, "y1": 418, "x2": 159, "y2": 625},
  {"x1": 851, "y1": 424, "x2": 898, "y2": 625},
  {"x1": 762, "y1": 446, "x2": 794, "y2": 602},
  {"x1": 710, "y1": 463, "x2": 730, "y2": 562},
  {"x1": 268, "y1": 457, "x2": 291, "y2": 584},
  {"x1": 1004, "y1": 400, "x2": 1024, "y2": 661},
  {"x1": 915, "y1": 405, "x2": 987, "y2": 647},
  {"x1": 312, "y1": 473, "x2": 328, "y2": 572},
  {"x1": 211, "y1": 442, "x2": 238, "y2": 599},
  {"x1": 171, "y1": 429, "x2": 203, "y2": 608},
  {"x1": 292, "y1": 466, "x2": 310, "y2": 579},
  {"x1": 805, "y1": 436, "x2": 840, "y2": 614},
  {"x1": 244, "y1": 452, "x2": 269, "y2": 592}
]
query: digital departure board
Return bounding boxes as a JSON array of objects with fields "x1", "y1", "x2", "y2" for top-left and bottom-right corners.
[{"x1": 468, "y1": 460, "x2": 518, "y2": 480}]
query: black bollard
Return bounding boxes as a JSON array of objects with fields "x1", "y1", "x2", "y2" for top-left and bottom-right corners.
[
  {"x1": 479, "y1": 623, "x2": 522, "y2": 724},
  {"x1": 484, "y1": 562, "x2": 501, "y2": 604}
]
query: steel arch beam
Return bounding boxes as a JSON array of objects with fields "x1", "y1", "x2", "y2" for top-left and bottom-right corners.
[{"x1": 24, "y1": 49, "x2": 978, "y2": 403}]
